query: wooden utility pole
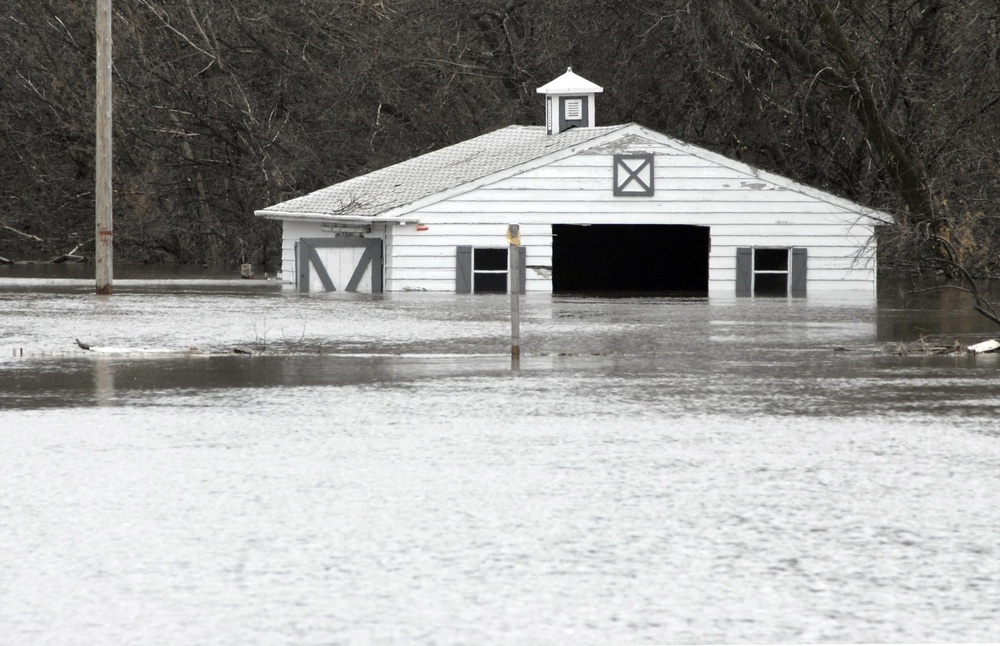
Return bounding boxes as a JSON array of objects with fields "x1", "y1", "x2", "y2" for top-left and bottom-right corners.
[
  {"x1": 508, "y1": 224, "x2": 521, "y2": 367},
  {"x1": 95, "y1": 0, "x2": 113, "y2": 295}
]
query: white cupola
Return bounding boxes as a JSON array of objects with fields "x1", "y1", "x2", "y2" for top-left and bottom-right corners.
[{"x1": 536, "y1": 67, "x2": 603, "y2": 135}]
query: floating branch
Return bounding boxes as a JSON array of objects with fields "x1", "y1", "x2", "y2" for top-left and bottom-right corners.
[{"x1": 49, "y1": 244, "x2": 86, "y2": 264}]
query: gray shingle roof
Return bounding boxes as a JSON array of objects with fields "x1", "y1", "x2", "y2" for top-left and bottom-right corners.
[{"x1": 256, "y1": 124, "x2": 630, "y2": 220}]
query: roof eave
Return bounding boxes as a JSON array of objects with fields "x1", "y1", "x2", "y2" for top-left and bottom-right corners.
[{"x1": 254, "y1": 209, "x2": 419, "y2": 224}]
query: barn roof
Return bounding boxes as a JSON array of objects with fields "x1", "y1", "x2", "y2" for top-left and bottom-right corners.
[
  {"x1": 256, "y1": 122, "x2": 889, "y2": 224},
  {"x1": 255, "y1": 124, "x2": 631, "y2": 222}
]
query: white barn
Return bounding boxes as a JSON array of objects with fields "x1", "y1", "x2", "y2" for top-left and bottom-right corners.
[{"x1": 256, "y1": 69, "x2": 879, "y2": 297}]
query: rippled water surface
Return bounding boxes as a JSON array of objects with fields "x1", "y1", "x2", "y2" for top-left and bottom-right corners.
[{"x1": 1, "y1": 281, "x2": 998, "y2": 645}]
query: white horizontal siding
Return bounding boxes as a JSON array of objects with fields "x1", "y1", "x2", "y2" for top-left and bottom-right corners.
[
  {"x1": 510, "y1": 164, "x2": 768, "y2": 180},
  {"x1": 389, "y1": 137, "x2": 875, "y2": 294},
  {"x1": 708, "y1": 279, "x2": 876, "y2": 293},
  {"x1": 423, "y1": 142, "x2": 871, "y2": 223},
  {"x1": 386, "y1": 231, "x2": 874, "y2": 294},
  {"x1": 278, "y1": 220, "x2": 320, "y2": 283},
  {"x1": 385, "y1": 223, "x2": 549, "y2": 293},
  {"x1": 288, "y1": 135, "x2": 877, "y2": 295},
  {"x1": 487, "y1": 177, "x2": 800, "y2": 191},
  {"x1": 450, "y1": 188, "x2": 814, "y2": 202},
  {"x1": 422, "y1": 201, "x2": 851, "y2": 215}
]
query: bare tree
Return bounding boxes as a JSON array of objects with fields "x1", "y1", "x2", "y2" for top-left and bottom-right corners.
[
  {"x1": 2, "y1": 0, "x2": 997, "y2": 318},
  {"x1": 664, "y1": 0, "x2": 1000, "y2": 325}
]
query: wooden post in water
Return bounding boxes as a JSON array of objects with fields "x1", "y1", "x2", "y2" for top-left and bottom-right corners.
[
  {"x1": 508, "y1": 224, "x2": 521, "y2": 367},
  {"x1": 95, "y1": 0, "x2": 113, "y2": 295}
]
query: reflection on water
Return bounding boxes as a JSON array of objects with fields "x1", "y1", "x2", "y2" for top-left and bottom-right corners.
[
  {"x1": 1, "y1": 280, "x2": 998, "y2": 645},
  {"x1": 94, "y1": 358, "x2": 114, "y2": 407},
  {"x1": 877, "y1": 276, "x2": 1000, "y2": 341},
  {"x1": 0, "y1": 261, "x2": 275, "y2": 281}
]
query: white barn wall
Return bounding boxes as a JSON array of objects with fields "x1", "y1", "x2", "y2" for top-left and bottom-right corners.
[
  {"x1": 386, "y1": 224, "x2": 552, "y2": 292},
  {"x1": 279, "y1": 219, "x2": 317, "y2": 283},
  {"x1": 279, "y1": 219, "x2": 391, "y2": 288},
  {"x1": 386, "y1": 135, "x2": 876, "y2": 294}
]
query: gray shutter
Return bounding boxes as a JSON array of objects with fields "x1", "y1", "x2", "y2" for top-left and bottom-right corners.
[
  {"x1": 297, "y1": 240, "x2": 311, "y2": 293},
  {"x1": 294, "y1": 241, "x2": 304, "y2": 292},
  {"x1": 456, "y1": 246, "x2": 472, "y2": 294},
  {"x1": 791, "y1": 247, "x2": 807, "y2": 297},
  {"x1": 736, "y1": 247, "x2": 752, "y2": 296},
  {"x1": 518, "y1": 246, "x2": 527, "y2": 294}
]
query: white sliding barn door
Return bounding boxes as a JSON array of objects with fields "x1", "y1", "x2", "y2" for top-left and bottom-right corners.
[{"x1": 296, "y1": 237, "x2": 383, "y2": 293}]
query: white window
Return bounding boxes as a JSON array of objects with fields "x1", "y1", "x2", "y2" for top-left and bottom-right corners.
[
  {"x1": 472, "y1": 248, "x2": 508, "y2": 293},
  {"x1": 753, "y1": 248, "x2": 790, "y2": 294}
]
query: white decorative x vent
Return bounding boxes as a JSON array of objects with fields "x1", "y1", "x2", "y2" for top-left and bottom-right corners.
[{"x1": 613, "y1": 153, "x2": 655, "y2": 196}]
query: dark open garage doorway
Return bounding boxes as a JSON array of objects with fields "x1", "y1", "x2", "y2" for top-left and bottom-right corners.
[{"x1": 552, "y1": 224, "x2": 709, "y2": 293}]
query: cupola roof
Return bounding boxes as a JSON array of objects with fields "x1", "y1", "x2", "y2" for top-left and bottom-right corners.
[{"x1": 536, "y1": 67, "x2": 604, "y2": 95}]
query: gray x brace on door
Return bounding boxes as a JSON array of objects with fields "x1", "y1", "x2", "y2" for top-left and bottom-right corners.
[{"x1": 296, "y1": 237, "x2": 383, "y2": 293}]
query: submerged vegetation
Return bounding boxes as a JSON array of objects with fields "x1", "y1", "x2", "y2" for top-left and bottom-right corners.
[{"x1": 2, "y1": 1, "x2": 998, "y2": 318}]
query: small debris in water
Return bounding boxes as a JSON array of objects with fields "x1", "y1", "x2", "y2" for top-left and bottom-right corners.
[
  {"x1": 967, "y1": 339, "x2": 1000, "y2": 354},
  {"x1": 882, "y1": 336, "x2": 1000, "y2": 356}
]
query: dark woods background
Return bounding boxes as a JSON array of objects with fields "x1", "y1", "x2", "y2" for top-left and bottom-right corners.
[{"x1": 2, "y1": 0, "x2": 998, "y2": 280}]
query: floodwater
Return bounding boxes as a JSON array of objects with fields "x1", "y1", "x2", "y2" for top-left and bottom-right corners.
[{"x1": 1, "y1": 278, "x2": 998, "y2": 645}]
